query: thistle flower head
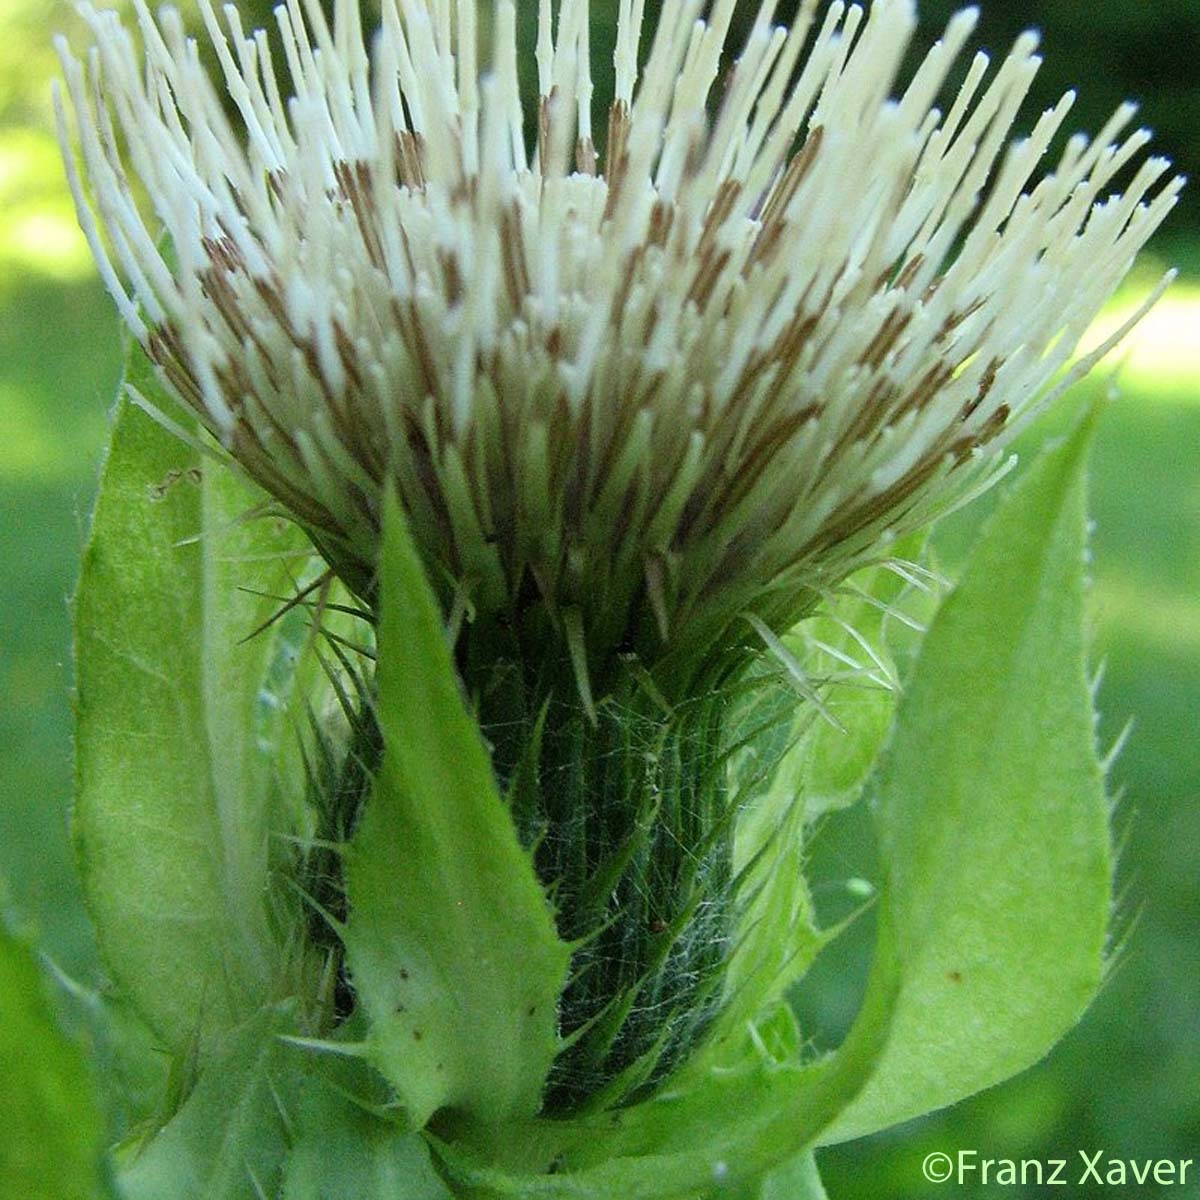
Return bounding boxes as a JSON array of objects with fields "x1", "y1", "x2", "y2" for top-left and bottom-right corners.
[
  {"x1": 57, "y1": 0, "x2": 1180, "y2": 696},
  {"x1": 57, "y1": 0, "x2": 1184, "y2": 1124}
]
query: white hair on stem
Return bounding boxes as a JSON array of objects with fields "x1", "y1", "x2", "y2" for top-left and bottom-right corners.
[{"x1": 55, "y1": 0, "x2": 1182, "y2": 674}]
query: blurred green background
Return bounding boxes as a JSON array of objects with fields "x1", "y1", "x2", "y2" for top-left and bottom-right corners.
[{"x1": 1, "y1": 2, "x2": 1196, "y2": 1196}]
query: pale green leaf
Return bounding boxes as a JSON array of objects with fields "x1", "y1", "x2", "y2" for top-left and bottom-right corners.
[
  {"x1": 732, "y1": 1150, "x2": 827, "y2": 1200},
  {"x1": 718, "y1": 781, "x2": 822, "y2": 1045},
  {"x1": 116, "y1": 1005, "x2": 301, "y2": 1200},
  {"x1": 787, "y1": 533, "x2": 929, "y2": 823},
  {"x1": 0, "y1": 917, "x2": 109, "y2": 1200},
  {"x1": 343, "y1": 495, "x2": 571, "y2": 1128},
  {"x1": 719, "y1": 540, "x2": 927, "y2": 1041},
  {"x1": 825, "y1": 417, "x2": 1111, "y2": 1141},
  {"x1": 281, "y1": 1077, "x2": 452, "y2": 1200},
  {"x1": 74, "y1": 386, "x2": 310, "y2": 1049},
  {"x1": 794, "y1": 662, "x2": 894, "y2": 820}
]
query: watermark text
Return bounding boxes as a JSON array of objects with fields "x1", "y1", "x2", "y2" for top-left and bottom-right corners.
[{"x1": 922, "y1": 1149, "x2": 1194, "y2": 1188}]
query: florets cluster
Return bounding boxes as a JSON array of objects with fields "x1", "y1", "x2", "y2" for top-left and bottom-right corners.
[{"x1": 57, "y1": 0, "x2": 1180, "y2": 700}]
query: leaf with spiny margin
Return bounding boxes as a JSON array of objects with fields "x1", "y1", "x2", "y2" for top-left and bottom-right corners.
[
  {"x1": 280, "y1": 1074, "x2": 452, "y2": 1200},
  {"x1": 74, "y1": 366, "x2": 314, "y2": 1051},
  {"x1": 0, "y1": 914, "x2": 109, "y2": 1200},
  {"x1": 343, "y1": 494, "x2": 571, "y2": 1128},
  {"x1": 115, "y1": 1004, "x2": 302, "y2": 1200},
  {"x1": 824, "y1": 415, "x2": 1111, "y2": 1141},
  {"x1": 432, "y1": 941, "x2": 898, "y2": 1200}
]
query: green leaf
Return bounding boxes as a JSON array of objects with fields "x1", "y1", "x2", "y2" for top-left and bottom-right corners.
[
  {"x1": 824, "y1": 416, "x2": 1111, "y2": 1142},
  {"x1": 758, "y1": 1151, "x2": 828, "y2": 1200},
  {"x1": 0, "y1": 917, "x2": 109, "y2": 1200},
  {"x1": 792, "y1": 633, "x2": 895, "y2": 822},
  {"x1": 435, "y1": 948, "x2": 898, "y2": 1200},
  {"x1": 74, "y1": 385, "x2": 309, "y2": 1049},
  {"x1": 719, "y1": 774, "x2": 821, "y2": 1044},
  {"x1": 788, "y1": 532, "x2": 929, "y2": 823},
  {"x1": 281, "y1": 1077, "x2": 452, "y2": 1200},
  {"x1": 728, "y1": 1150, "x2": 828, "y2": 1200},
  {"x1": 116, "y1": 1005, "x2": 301, "y2": 1200},
  {"x1": 343, "y1": 494, "x2": 571, "y2": 1128},
  {"x1": 719, "y1": 539, "x2": 927, "y2": 1042}
]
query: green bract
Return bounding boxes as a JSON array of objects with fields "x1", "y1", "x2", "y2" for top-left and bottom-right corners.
[{"x1": 344, "y1": 491, "x2": 570, "y2": 1128}]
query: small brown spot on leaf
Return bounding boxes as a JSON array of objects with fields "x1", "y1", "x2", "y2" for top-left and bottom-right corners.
[{"x1": 148, "y1": 466, "x2": 202, "y2": 501}]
